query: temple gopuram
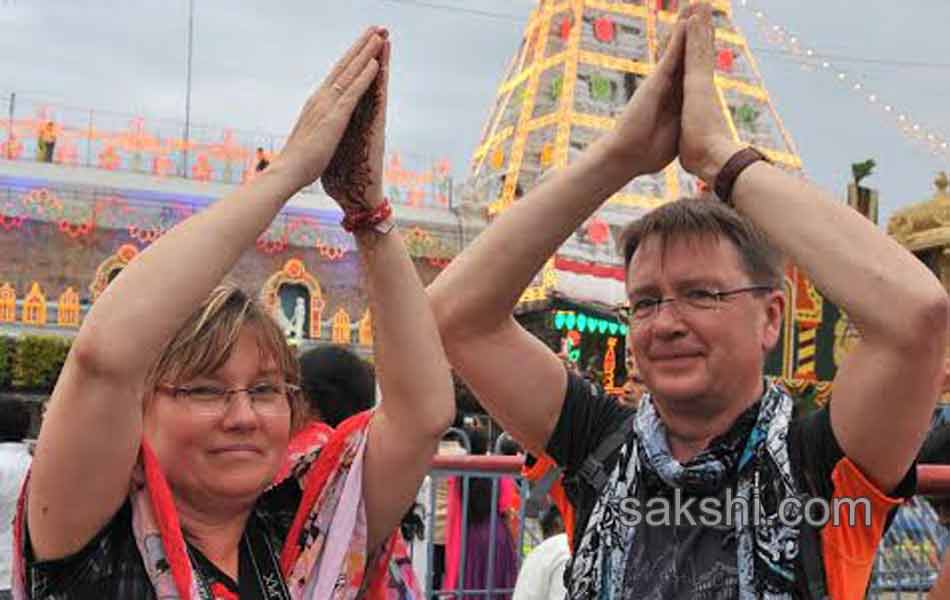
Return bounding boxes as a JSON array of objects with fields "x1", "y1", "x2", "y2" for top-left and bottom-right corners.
[
  {"x1": 461, "y1": 0, "x2": 838, "y2": 403},
  {"x1": 888, "y1": 172, "x2": 950, "y2": 405}
]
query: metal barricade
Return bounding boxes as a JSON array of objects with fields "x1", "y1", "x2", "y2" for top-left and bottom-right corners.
[
  {"x1": 416, "y1": 453, "x2": 536, "y2": 599},
  {"x1": 412, "y1": 458, "x2": 950, "y2": 598}
]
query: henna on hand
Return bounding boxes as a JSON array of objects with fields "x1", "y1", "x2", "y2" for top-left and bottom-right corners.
[{"x1": 322, "y1": 74, "x2": 382, "y2": 213}]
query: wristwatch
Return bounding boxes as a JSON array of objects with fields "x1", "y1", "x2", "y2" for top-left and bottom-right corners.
[
  {"x1": 371, "y1": 216, "x2": 396, "y2": 235},
  {"x1": 714, "y1": 147, "x2": 771, "y2": 207}
]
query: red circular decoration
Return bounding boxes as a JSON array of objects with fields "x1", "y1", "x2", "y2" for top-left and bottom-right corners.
[
  {"x1": 567, "y1": 330, "x2": 581, "y2": 346},
  {"x1": 586, "y1": 218, "x2": 610, "y2": 245},
  {"x1": 318, "y1": 244, "x2": 346, "y2": 261},
  {"x1": 717, "y1": 49, "x2": 735, "y2": 72},
  {"x1": 594, "y1": 17, "x2": 616, "y2": 43},
  {"x1": 118, "y1": 244, "x2": 139, "y2": 262},
  {"x1": 559, "y1": 16, "x2": 572, "y2": 42},
  {"x1": 286, "y1": 259, "x2": 304, "y2": 278},
  {"x1": 0, "y1": 214, "x2": 23, "y2": 232}
]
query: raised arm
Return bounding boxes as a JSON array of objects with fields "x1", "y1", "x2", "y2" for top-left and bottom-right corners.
[
  {"x1": 321, "y1": 39, "x2": 454, "y2": 550},
  {"x1": 678, "y1": 6, "x2": 949, "y2": 493},
  {"x1": 428, "y1": 13, "x2": 692, "y2": 454},
  {"x1": 27, "y1": 29, "x2": 388, "y2": 560}
]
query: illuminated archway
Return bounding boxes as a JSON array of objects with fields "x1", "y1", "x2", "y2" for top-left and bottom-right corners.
[{"x1": 260, "y1": 258, "x2": 325, "y2": 339}]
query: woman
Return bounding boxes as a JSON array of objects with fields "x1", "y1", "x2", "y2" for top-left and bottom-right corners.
[
  {"x1": 443, "y1": 428, "x2": 519, "y2": 599},
  {"x1": 12, "y1": 27, "x2": 453, "y2": 599}
]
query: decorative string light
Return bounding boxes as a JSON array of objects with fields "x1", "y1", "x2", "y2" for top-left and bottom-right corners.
[{"x1": 738, "y1": 1, "x2": 950, "y2": 162}]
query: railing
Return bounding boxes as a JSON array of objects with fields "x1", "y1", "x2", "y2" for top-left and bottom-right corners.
[
  {"x1": 414, "y1": 456, "x2": 950, "y2": 599},
  {"x1": 417, "y1": 454, "x2": 530, "y2": 599},
  {"x1": 0, "y1": 92, "x2": 455, "y2": 209}
]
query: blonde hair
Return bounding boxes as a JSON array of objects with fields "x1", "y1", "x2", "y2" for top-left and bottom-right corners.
[{"x1": 146, "y1": 283, "x2": 302, "y2": 423}]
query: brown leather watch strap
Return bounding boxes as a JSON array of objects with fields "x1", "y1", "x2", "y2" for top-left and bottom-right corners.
[{"x1": 714, "y1": 147, "x2": 770, "y2": 206}]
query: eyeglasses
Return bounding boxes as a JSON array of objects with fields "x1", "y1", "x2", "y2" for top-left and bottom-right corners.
[
  {"x1": 156, "y1": 382, "x2": 298, "y2": 417},
  {"x1": 616, "y1": 285, "x2": 774, "y2": 326}
]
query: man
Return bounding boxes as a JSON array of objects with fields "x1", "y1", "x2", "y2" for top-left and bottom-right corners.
[
  {"x1": 37, "y1": 121, "x2": 56, "y2": 163},
  {"x1": 429, "y1": 5, "x2": 947, "y2": 599},
  {"x1": 254, "y1": 146, "x2": 270, "y2": 172},
  {"x1": 513, "y1": 506, "x2": 570, "y2": 600},
  {"x1": 0, "y1": 400, "x2": 32, "y2": 600}
]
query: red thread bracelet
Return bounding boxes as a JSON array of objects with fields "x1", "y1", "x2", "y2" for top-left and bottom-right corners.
[{"x1": 341, "y1": 199, "x2": 393, "y2": 233}]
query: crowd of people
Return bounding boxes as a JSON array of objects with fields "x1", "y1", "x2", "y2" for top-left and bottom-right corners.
[{"x1": 2, "y1": 3, "x2": 950, "y2": 599}]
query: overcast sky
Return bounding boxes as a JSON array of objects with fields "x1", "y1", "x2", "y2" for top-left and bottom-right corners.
[{"x1": 2, "y1": 1, "x2": 949, "y2": 226}]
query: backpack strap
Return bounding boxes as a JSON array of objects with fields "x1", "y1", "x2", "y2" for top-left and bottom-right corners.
[
  {"x1": 524, "y1": 463, "x2": 563, "y2": 518},
  {"x1": 572, "y1": 412, "x2": 637, "y2": 495}
]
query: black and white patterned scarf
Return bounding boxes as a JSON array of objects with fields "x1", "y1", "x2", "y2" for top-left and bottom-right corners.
[{"x1": 567, "y1": 381, "x2": 801, "y2": 599}]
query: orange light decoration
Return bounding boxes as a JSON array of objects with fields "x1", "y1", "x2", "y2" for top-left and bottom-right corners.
[
  {"x1": 358, "y1": 310, "x2": 373, "y2": 346},
  {"x1": 260, "y1": 259, "x2": 325, "y2": 339},
  {"x1": 540, "y1": 142, "x2": 554, "y2": 169},
  {"x1": 316, "y1": 241, "x2": 346, "y2": 261},
  {"x1": 490, "y1": 147, "x2": 505, "y2": 170},
  {"x1": 603, "y1": 337, "x2": 618, "y2": 391},
  {"x1": 22, "y1": 282, "x2": 47, "y2": 326},
  {"x1": 117, "y1": 243, "x2": 139, "y2": 263},
  {"x1": 208, "y1": 130, "x2": 250, "y2": 183},
  {"x1": 0, "y1": 284, "x2": 16, "y2": 322},
  {"x1": 58, "y1": 287, "x2": 81, "y2": 327},
  {"x1": 789, "y1": 264, "x2": 824, "y2": 380},
  {"x1": 2, "y1": 135, "x2": 23, "y2": 160},
  {"x1": 54, "y1": 138, "x2": 80, "y2": 166},
  {"x1": 152, "y1": 153, "x2": 174, "y2": 177},
  {"x1": 58, "y1": 218, "x2": 94, "y2": 240},
  {"x1": 331, "y1": 308, "x2": 352, "y2": 344},
  {"x1": 8, "y1": 96, "x2": 455, "y2": 207},
  {"x1": 128, "y1": 225, "x2": 167, "y2": 245},
  {"x1": 284, "y1": 259, "x2": 304, "y2": 279},
  {"x1": 116, "y1": 117, "x2": 161, "y2": 172},
  {"x1": 191, "y1": 154, "x2": 213, "y2": 182},
  {"x1": 383, "y1": 152, "x2": 451, "y2": 208},
  {"x1": 256, "y1": 237, "x2": 288, "y2": 255},
  {"x1": 98, "y1": 146, "x2": 121, "y2": 171}
]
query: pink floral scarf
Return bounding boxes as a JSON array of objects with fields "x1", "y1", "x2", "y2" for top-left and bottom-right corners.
[{"x1": 10, "y1": 410, "x2": 420, "y2": 599}]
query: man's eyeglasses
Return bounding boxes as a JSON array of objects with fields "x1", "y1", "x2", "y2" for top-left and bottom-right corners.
[
  {"x1": 156, "y1": 382, "x2": 298, "y2": 417},
  {"x1": 615, "y1": 285, "x2": 774, "y2": 325}
]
